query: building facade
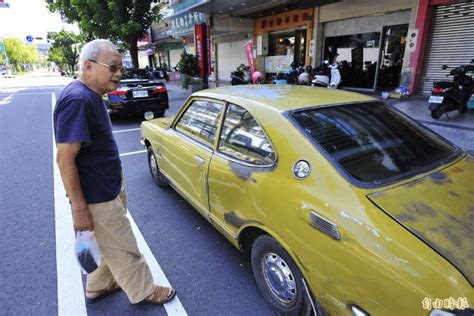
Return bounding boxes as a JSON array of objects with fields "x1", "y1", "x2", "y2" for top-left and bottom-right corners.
[{"x1": 150, "y1": 0, "x2": 472, "y2": 95}]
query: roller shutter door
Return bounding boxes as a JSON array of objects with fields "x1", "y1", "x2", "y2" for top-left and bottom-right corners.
[
  {"x1": 217, "y1": 40, "x2": 248, "y2": 82},
  {"x1": 169, "y1": 49, "x2": 183, "y2": 69},
  {"x1": 419, "y1": 2, "x2": 474, "y2": 95}
]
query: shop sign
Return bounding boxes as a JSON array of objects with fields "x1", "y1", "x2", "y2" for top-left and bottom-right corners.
[
  {"x1": 170, "y1": 11, "x2": 207, "y2": 37},
  {"x1": 194, "y1": 24, "x2": 211, "y2": 77}
]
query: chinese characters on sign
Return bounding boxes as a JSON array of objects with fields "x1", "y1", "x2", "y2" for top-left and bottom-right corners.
[
  {"x1": 422, "y1": 297, "x2": 469, "y2": 311},
  {"x1": 170, "y1": 12, "x2": 207, "y2": 37}
]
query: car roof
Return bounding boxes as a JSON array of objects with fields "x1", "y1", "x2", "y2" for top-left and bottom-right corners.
[{"x1": 193, "y1": 85, "x2": 376, "y2": 112}]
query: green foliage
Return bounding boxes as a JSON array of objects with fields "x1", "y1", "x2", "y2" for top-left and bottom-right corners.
[
  {"x1": 3, "y1": 38, "x2": 39, "y2": 73},
  {"x1": 47, "y1": 30, "x2": 83, "y2": 74},
  {"x1": 176, "y1": 51, "x2": 200, "y2": 89},
  {"x1": 46, "y1": 0, "x2": 163, "y2": 67}
]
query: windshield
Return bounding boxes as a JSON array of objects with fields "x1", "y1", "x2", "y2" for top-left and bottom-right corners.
[{"x1": 292, "y1": 102, "x2": 459, "y2": 184}]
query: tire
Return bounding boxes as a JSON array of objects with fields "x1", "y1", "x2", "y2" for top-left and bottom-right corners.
[
  {"x1": 251, "y1": 235, "x2": 315, "y2": 316},
  {"x1": 147, "y1": 146, "x2": 169, "y2": 187},
  {"x1": 458, "y1": 104, "x2": 468, "y2": 114},
  {"x1": 431, "y1": 108, "x2": 443, "y2": 119}
]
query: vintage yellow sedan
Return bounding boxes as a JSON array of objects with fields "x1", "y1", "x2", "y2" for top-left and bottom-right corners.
[{"x1": 140, "y1": 85, "x2": 473, "y2": 316}]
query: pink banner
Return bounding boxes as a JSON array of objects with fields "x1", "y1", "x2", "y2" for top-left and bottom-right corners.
[{"x1": 245, "y1": 40, "x2": 255, "y2": 74}]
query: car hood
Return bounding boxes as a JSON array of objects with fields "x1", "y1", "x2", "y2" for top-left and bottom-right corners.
[{"x1": 367, "y1": 154, "x2": 474, "y2": 286}]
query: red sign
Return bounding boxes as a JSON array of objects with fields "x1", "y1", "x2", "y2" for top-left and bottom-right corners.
[
  {"x1": 245, "y1": 40, "x2": 255, "y2": 74},
  {"x1": 194, "y1": 24, "x2": 210, "y2": 78}
]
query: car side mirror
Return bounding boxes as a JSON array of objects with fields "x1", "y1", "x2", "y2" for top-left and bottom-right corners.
[
  {"x1": 441, "y1": 65, "x2": 448, "y2": 70},
  {"x1": 144, "y1": 111, "x2": 154, "y2": 121}
]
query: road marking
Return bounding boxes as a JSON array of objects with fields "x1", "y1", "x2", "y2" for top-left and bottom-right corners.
[
  {"x1": 52, "y1": 92, "x2": 186, "y2": 315},
  {"x1": 128, "y1": 211, "x2": 187, "y2": 315},
  {"x1": 52, "y1": 92, "x2": 88, "y2": 315},
  {"x1": 120, "y1": 149, "x2": 147, "y2": 157},
  {"x1": 113, "y1": 127, "x2": 141, "y2": 133},
  {"x1": 0, "y1": 94, "x2": 13, "y2": 105}
]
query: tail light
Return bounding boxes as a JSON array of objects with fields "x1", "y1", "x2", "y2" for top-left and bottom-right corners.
[
  {"x1": 431, "y1": 87, "x2": 449, "y2": 94},
  {"x1": 108, "y1": 89, "x2": 127, "y2": 95},
  {"x1": 152, "y1": 85, "x2": 167, "y2": 94}
]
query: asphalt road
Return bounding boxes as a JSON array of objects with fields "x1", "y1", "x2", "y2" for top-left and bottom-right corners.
[{"x1": 1, "y1": 72, "x2": 473, "y2": 315}]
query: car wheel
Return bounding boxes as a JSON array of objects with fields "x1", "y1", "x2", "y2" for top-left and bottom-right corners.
[
  {"x1": 458, "y1": 104, "x2": 468, "y2": 114},
  {"x1": 251, "y1": 235, "x2": 315, "y2": 316},
  {"x1": 431, "y1": 108, "x2": 443, "y2": 119},
  {"x1": 147, "y1": 146, "x2": 169, "y2": 187}
]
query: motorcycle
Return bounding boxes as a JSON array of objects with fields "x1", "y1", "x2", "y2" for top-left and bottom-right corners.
[
  {"x1": 231, "y1": 64, "x2": 251, "y2": 85},
  {"x1": 428, "y1": 60, "x2": 474, "y2": 119},
  {"x1": 311, "y1": 60, "x2": 341, "y2": 88}
]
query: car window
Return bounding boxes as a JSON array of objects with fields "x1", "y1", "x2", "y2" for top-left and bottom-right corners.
[
  {"x1": 122, "y1": 69, "x2": 155, "y2": 80},
  {"x1": 292, "y1": 102, "x2": 459, "y2": 184},
  {"x1": 218, "y1": 103, "x2": 275, "y2": 165},
  {"x1": 175, "y1": 100, "x2": 223, "y2": 146}
]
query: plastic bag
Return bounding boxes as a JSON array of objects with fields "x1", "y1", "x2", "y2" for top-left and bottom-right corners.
[{"x1": 75, "y1": 231, "x2": 101, "y2": 274}]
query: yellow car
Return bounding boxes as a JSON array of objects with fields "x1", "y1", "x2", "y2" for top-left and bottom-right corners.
[{"x1": 140, "y1": 85, "x2": 473, "y2": 316}]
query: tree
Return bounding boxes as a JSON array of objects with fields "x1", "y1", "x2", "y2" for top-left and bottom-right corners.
[
  {"x1": 176, "y1": 51, "x2": 200, "y2": 89},
  {"x1": 3, "y1": 38, "x2": 39, "y2": 72},
  {"x1": 47, "y1": 30, "x2": 82, "y2": 74},
  {"x1": 46, "y1": 0, "x2": 162, "y2": 68}
]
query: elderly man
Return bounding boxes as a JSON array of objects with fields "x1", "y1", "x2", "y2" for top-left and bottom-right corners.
[{"x1": 54, "y1": 39, "x2": 176, "y2": 305}]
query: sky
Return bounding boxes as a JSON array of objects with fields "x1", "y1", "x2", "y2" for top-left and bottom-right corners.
[{"x1": 0, "y1": 0, "x2": 79, "y2": 44}]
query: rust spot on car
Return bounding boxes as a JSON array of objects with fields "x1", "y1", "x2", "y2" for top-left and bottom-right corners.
[
  {"x1": 224, "y1": 211, "x2": 246, "y2": 229},
  {"x1": 429, "y1": 172, "x2": 452, "y2": 184},
  {"x1": 408, "y1": 202, "x2": 436, "y2": 218},
  {"x1": 449, "y1": 166, "x2": 464, "y2": 173},
  {"x1": 229, "y1": 161, "x2": 275, "y2": 181},
  {"x1": 396, "y1": 211, "x2": 417, "y2": 223},
  {"x1": 448, "y1": 191, "x2": 461, "y2": 198}
]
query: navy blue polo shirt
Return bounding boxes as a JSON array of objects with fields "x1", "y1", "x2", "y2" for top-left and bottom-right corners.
[{"x1": 54, "y1": 80, "x2": 122, "y2": 204}]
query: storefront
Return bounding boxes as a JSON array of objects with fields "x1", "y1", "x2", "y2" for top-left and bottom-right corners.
[
  {"x1": 321, "y1": 10, "x2": 411, "y2": 91},
  {"x1": 254, "y1": 8, "x2": 313, "y2": 79},
  {"x1": 418, "y1": 1, "x2": 474, "y2": 95},
  {"x1": 151, "y1": 11, "x2": 209, "y2": 70},
  {"x1": 210, "y1": 14, "x2": 253, "y2": 82}
]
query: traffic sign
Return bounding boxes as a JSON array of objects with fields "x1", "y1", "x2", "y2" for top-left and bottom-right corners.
[{"x1": 26, "y1": 35, "x2": 33, "y2": 42}]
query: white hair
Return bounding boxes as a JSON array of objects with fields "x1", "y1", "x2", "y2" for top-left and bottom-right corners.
[{"x1": 79, "y1": 39, "x2": 117, "y2": 71}]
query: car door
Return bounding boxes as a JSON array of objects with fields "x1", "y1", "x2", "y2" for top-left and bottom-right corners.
[
  {"x1": 208, "y1": 103, "x2": 277, "y2": 237},
  {"x1": 159, "y1": 99, "x2": 224, "y2": 216}
]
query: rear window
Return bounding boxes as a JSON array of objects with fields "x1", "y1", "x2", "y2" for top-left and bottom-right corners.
[
  {"x1": 292, "y1": 102, "x2": 459, "y2": 185},
  {"x1": 122, "y1": 69, "x2": 155, "y2": 80}
]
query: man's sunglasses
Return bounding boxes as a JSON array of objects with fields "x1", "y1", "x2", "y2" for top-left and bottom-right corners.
[{"x1": 89, "y1": 60, "x2": 124, "y2": 73}]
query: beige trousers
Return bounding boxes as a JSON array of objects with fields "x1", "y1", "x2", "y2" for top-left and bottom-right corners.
[{"x1": 86, "y1": 177, "x2": 155, "y2": 303}]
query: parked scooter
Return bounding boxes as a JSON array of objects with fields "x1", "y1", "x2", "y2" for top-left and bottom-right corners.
[
  {"x1": 428, "y1": 60, "x2": 474, "y2": 119},
  {"x1": 311, "y1": 60, "x2": 341, "y2": 88},
  {"x1": 231, "y1": 64, "x2": 251, "y2": 85}
]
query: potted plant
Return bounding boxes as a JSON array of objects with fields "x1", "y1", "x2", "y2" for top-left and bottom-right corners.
[{"x1": 176, "y1": 51, "x2": 201, "y2": 91}]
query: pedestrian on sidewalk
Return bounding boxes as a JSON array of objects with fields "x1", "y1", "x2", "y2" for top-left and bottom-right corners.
[{"x1": 54, "y1": 39, "x2": 176, "y2": 305}]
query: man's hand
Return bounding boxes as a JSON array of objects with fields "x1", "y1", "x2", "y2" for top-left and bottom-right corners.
[{"x1": 72, "y1": 202, "x2": 94, "y2": 231}]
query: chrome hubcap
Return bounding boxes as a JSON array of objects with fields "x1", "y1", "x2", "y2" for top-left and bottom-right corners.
[
  {"x1": 261, "y1": 252, "x2": 297, "y2": 306},
  {"x1": 149, "y1": 153, "x2": 158, "y2": 176}
]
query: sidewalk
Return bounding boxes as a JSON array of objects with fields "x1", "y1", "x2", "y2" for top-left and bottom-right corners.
[{"x1": 165, "y1": 80, "x2": 474, "y2": 131}]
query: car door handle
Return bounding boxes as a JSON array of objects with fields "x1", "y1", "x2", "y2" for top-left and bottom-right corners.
[{"x1": 194, "y1": 155, "x2": 205, "y2": 165}]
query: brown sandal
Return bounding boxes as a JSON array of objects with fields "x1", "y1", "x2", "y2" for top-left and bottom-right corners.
[
  {"x1": 85, "y1": 282, "x2": 121, "y2": 303},
  {"x1": 143, "y1": 286, "x2": 177, "y2": 305}
]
